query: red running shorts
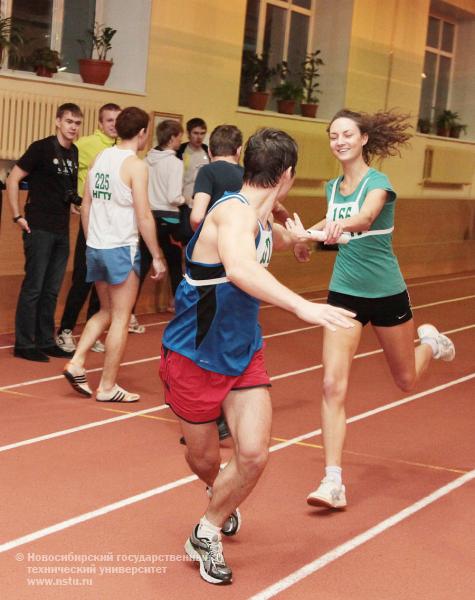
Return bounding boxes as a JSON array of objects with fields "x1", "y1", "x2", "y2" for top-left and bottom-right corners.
[{"x1": 159, "y1": 346, "x2": 271, "y2": 424}]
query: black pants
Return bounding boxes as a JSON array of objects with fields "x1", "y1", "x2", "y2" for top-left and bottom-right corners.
[
  {"x1": 137, "y1": 213, "x2": 184, "y2": 301},
  {"x1": 59, "y1": 225, "x2": 100, "y2": 333},
  {"x1": 15, "y1": 228, "x2": 69, "y2": 349}
]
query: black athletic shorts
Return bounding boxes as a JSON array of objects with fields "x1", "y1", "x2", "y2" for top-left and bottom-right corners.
[{"x1": 327, "y1": 289, "x2": 413, "y2": 327}]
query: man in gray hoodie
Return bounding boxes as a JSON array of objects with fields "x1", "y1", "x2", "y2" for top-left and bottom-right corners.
[{"x1": 140, "y1": 119, "x2": 185, "y2": 297}]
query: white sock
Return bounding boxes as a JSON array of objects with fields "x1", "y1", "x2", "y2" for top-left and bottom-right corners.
[
  {"x1": 420, "y1": 336, "x2": 438, "y2": 357},
  {"x1": 197, "y1": 515, "x2": 221, "y2": 539},
  {"x1": 325, "y1": 466, "x2": 342, "y2": 485}
]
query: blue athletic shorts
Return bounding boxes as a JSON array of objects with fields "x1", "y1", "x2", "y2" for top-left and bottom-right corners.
[{"x1": 86, "y1": 245, "x2": 141, "y2": 285}]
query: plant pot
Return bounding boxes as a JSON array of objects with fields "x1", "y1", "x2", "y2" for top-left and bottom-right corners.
[
  {"x1": 78, "y1": 58, "x2": 113, "y2": 85},
  {"x1": 300, "y1": 103, "x2": 318, "y2": 118},
  {"x1": 248, "y1": 91, "x2": 270, "y2": 111},
  {"x1": 436, "y1": 126, "x2": 450, "y2": 137},
  {"x1": 35, "y1": 66, "x2": 55, "y2": 78},
  {"x1": 277, "y1": 100, "x2": 296, "y2": 115},
  {"x1": 449, "y1": 126, "x2": 462, "y2": 139}
]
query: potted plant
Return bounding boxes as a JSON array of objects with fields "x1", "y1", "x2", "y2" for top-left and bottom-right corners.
[
  {"x1": 300, "y1": 50, "x2": 324, "y2": 118},
  {"x1": 240, "y1": 50, "x2": 277, "y2": 110},
  {"x1": 435, "y1": 110, "x2": 458, "y2": 137},
  {"x1": 417, "y1": 117, "x2": 431, "y2": 134},
  {"x1": 449, "y1": 119, "x2": 467, "y2": 139},
  {"x1": 0, "y1": 16, "x2": 23, "y2": 66},
  {"x1": 272, "y1": 63, "x2": 303, "y2": 114},
  {"x1": 272, "y1": 81, "x2": 304, "y2": 114},
  {"x1": 77, "y1": 22, "x2": 117, "y2": 85},
  {"x1": 29, "y1": 46, "x2": 61, "y2": 77}
]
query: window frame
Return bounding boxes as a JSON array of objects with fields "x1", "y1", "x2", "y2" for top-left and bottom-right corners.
[
  {"x1": 421, "y1": 12, "x2": 457, "y2": 122},
  {"x1": 255, "y1": 0, "x2": 316, "y2": 65},
  {"x1": 1, "y1": 0, "x2": 104, "y2": 67}
]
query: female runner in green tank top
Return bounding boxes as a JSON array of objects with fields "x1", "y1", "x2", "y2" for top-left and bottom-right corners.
[{"x1": 286, "y1": 109, "x2": 456, "y2": 509}]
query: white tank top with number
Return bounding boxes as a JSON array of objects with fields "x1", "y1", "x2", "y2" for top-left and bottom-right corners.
[{"x1": 87, "y1": 147, "x2": 137, "y2": 249}]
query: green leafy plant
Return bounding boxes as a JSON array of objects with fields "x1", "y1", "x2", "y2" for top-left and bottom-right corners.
[
  {"x1": 417, "y1": 117, "x2": 431, "y2": 134},
  {"x1": 300, "y1": 50, "x2": 324, "y2": 104},
  {"x1": 241, "y1": 50, "x2": 277, "y2": 92},
  {"x1": 272, "y1": 80, "x2": 304, "y2": 101},
  {"x1": 0, "y1": 16, "x2": 23, "y2": 63},
  {"x1": 29, "y1": 46, "x2": 61, "y2": 72},
  {"x1": 78, "y1": 22, "x2": 117, "y2": 61}
]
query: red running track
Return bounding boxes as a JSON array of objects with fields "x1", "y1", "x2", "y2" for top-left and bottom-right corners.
[{"x1": 0, "y1": 272, "x2": 474, "y2": 599}]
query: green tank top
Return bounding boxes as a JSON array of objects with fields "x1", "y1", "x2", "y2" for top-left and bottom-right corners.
[{"x1": 327, "y1": 168, "x2": 406, "y2": 298}]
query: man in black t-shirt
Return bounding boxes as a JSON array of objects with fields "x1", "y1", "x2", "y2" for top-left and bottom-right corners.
[
  {"x1": 190, "y1": 124, "x2": 243, "y2": 231},
  {"x1": 7, "y1": 103, "x2": 83, "y2": 362}
]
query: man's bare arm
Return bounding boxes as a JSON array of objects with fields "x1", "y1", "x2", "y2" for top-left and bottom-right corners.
[
  {"x1": 215, "y1": 205, "x2": 355, "y2": 330},
  {"x1": 190, "y1": 192, "x2": 211, "y2": 230},
  {"x1": 7, "y1": 165, "x2": 30, "y2": 233}
]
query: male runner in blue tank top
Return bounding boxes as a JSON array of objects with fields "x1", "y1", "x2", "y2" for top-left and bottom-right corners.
[{"x1": 159, "y1": 128, "x2": 356, "y2": 585}]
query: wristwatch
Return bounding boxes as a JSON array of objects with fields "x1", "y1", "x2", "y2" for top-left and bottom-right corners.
[{"x1": 12, "y1": 215, "x2": 23, "y2": 223}]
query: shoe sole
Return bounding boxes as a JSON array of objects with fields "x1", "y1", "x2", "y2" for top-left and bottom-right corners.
[
  {"x1": 63, "y1": 370, "x2": 92, "y2": 397},
  {"x1": 221, "y1": 508, "x2": 241, "y2": 537},
  {"x1": 184, "y1": 539, "x2": 232, "y2": 585},
  {"x1": 307, "y1": 495, "x2": 347, "y2": 509}
]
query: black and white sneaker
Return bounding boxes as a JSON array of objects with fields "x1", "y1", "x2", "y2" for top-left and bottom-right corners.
[
  {"x1": 205, "y1": 487, "x2": 242, "y2": 537},
  {"x1": 184, "y1": 525, "x2": 232, "y2": 585},
  {"x1": 221, "y1": 508, "x2": 241, "y2": 537}
]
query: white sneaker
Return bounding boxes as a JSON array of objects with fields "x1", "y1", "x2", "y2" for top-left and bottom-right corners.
[
  {"x1": 307, "y1": 477, "x2": 347, "y2": 509},
  {"x1": 91, "y1": 340, "x2": 105, "y2": 353},
  {"x1": 96, "y1": 384, "x2": 140, "y2": 403},
  {"x1": 56, "y1": 329, "x2": 76, "y2": 353},
  {"x1": 128, "y1": 314, "x2": 145, "y2": 334},
  {"x1": 417, "y1": 324, "x2": 455, "y2": 361}
]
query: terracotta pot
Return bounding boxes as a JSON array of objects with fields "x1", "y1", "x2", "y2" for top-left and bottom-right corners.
[
  {"x1": 436, "y1": 126, "x2": 450, "y2": 137},
  {"x1": 300, "y1": 103, "x2": 318, "y2": 118},
  {"x1": 78, "y1": 59, "x2": 113, "y2": 85},
  {"x1": 248, "y1": 91, "x2": 270, "y2": 111},
  {"x1": 277, "y1": 100, "x2": 296, "y2": 115},
  {"x1": 35, "y1": 66, "x2": 55, "y2": 78}
]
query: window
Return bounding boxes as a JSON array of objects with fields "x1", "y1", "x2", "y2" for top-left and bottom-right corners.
[
  {"x1": 419, "y1": 15, "x2": 456, "y2": 124},
  {"x1": 6, "y1": 0, "x2": 99, "y2": 74},
  {"x1": 240, "y1": 0, "x2": 315, "y2": 105}
]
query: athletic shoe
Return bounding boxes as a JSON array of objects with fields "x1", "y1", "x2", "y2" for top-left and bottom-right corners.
[
  {"x1": 217, "y1": 415, "x2": 232, "y2": 441},
  {"x1": 184, "y1": 525, "x2": 232, "y2": 585},
  {"x1": 307, "y1": 477, "x2": 347, "y2": 509},
  {"x1": 221, "y1": 508, "x2": 241, "y2": 537},
  {"x1": 128, "y1": 314, "x2": 145, "y2": 334},
  {"x1": 96, "y1": 384, "x2": 140, "y2": 403},
  {"x1": 55, "y1": 329, "x2": 76, "y2": 353},
  {"x1": 180, "y1": 416, "x2": 231, "y2": 445},
  {"x1": 206, "y1": 487, "x2": 242, "y2": 537},
  {"x1": 63, "y1": 363, "x2": 92, "y2": 397},
  {"x1": 91, "y1": 340, "x2": 105, "y2": 353},
  {"x1": 417, "y1": 324, "x2": 455, "y2": 361}
]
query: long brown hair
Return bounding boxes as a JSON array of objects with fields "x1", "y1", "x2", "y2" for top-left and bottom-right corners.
[{"x1": 328, "y1": 109, "x2": 412, "y2": 165}]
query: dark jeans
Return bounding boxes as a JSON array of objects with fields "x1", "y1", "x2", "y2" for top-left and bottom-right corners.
[
  {"x1": 135, "y1": 213, "x2": 184, "y2": 309},
  {"x1": 15, "y1": 228, "x2": 70, "y2": 349},
  {"x1": 59, "y1": 224, "x2": 100, "y2": 333}
]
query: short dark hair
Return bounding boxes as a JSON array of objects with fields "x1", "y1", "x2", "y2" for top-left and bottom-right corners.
[
  {"x1": 115, "y1": 107, "x2": 149, "y2": 140},
  {"x1": 209, "y1": 124, "x2": 242, "y2": 157},
  {"x1": 99, "y1": 103, "x2": 121, "y2": 121},
  {"x1": 156, "y1": 119, "x2": 184, "y2": 148},
  {"x1": 186, "y1": 117, "x2": 207, "y2": 133},
  {"x1": 56, "y1": 103, "x2": 83, "y2": 119},
  {"x1": 243, "y1": 128, "x2": 298, "y2": 188}
]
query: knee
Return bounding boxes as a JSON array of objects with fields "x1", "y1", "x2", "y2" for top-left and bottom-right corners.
[
  {"x1": 394, "y1": 372, "x2": 416, "y2": 393},
  {"x1": 236, "y1": 445, "x2": 269, "y2": 478},
  {"x1": 322, "y1": 375, "x2": 348, "y2": 403},
  {"x1": 185, "y1": 447, "x2": 220, "y2": 475}
]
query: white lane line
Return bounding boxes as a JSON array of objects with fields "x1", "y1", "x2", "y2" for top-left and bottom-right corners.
[
  {"x1": 0, "y1": 405, "x2": 169, "y2": 453},
  {"x1": 268, "y1": 373, "x2": 475, "y2": 453},
  {"x1": 1, "y1": 325, "x2": 473, "y2": 453},
  {"x1": 1, "y1": 273, "x2": 474, "y2": 347},
  {"x1": 0, "y1": 372, "x2": 473, "y2": 553},
  {"x1": 248, "y1": 469, "x2": 475, "y2": 600}
]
